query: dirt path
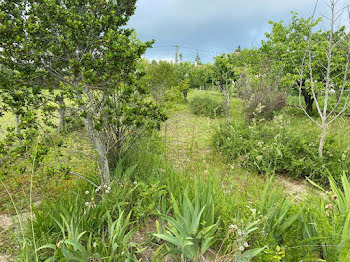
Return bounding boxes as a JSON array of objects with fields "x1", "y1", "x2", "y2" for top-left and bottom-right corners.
[
  {"x1": 0, "y1": 201, "x2": 40, "y2": 261},
  {"x1": 0, "y1": 212, "x2": 22, "y2": 262},
  {"x1": 164, "y1": 109, "x2": 215, "y2": 171}
]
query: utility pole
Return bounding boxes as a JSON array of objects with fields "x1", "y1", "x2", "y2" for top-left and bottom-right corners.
[{"x1": 175, "y1": 45, "x2": 179, "y2": 64}]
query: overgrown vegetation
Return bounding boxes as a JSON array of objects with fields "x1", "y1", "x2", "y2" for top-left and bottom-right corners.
[
  {"x1": 213, "y1": 117, "x2": 350, "y2": 185},
  {"x1": 189, "y1": 96, "x2": 225, "y2": 118},
  {"x1": 1, "y1": 0, "x2": 350, "y2": 261}
]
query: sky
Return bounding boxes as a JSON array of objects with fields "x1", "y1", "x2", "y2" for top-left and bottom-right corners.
[{"x1": 128, "y1": 0, "x2": 340, "y2": 63}]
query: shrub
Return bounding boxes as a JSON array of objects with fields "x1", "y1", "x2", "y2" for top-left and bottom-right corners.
[
  {"x1": 237, "y1": 63, "x2": 286, "y2": 121},
  {"x1": 212, "y1": 116, "x2": 350, "y2": 185},
  {"x1": 189, "y1": 96, "x2": 225, "y2": 118},
  {"x1": 242, "y1": 86, "x2": 286, "y2": 121}
]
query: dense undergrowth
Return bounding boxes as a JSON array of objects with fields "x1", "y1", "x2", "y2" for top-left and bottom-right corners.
[
  {"x1": 14, "y1": 129, "x2": 350, "y2": 261},
  {"x1": 189, "y1": 96, "x2": 225, "y2": 118},
  {"x1": 1, "y1": 91, "x2": 350, "y2": 261},
  {"x1": 212, "y1": 116, "x2": 350, "y2": 185}
]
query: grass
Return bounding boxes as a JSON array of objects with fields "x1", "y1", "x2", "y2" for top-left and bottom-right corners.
[
  {"x1": 283, "y1": 104, "x2": 350, "y2": 150},
  {"x1": 0, "y1": 111, "x2": 15, "y2": 140},
  {"x1": 1, "y1": 89, "x2": 350, "y2": 261},
  {"x1": 0, "y1": 129, "x2": 98, "y2": 212},
  {"x1": 2, "y1": 89, "x2": 335, "y2": 214}
]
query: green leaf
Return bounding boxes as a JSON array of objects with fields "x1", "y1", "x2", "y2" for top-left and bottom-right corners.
[
  {"x1": 36, "y1": 244, "x2": 57, "y2": 251},
  {"x1": 241, "y1": 247, "x2": 266, "y2": 259}
]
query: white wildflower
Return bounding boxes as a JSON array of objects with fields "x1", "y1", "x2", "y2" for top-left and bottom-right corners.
[
  {"x1": 105, "y1": 190, "x2": 110, "y2": 194},
  {"x1": 104, "y1": 184, "x2": 108, "y2": 188},
  {"x1": 85, "y1": 190, "x2": 89, "y2": 195},
  {"x1": 85, "y1": 202, "x2": 89, "y2": 206},
  {"x1": 239, "y1": 246, "x2": 245, "y2": 251},
  {"x1": 229, "y1": 224, "x2": 238, "y2": 230},
  {"x1": 243, "y1": 242, "x2": 249, "y2": 248}
]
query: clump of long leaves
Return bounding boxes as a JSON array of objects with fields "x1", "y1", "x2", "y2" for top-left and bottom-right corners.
[
  {"x1": 94, "y1": 210, "x2": 139, "y2": 261},
  {"x1": 37, "y1": 213, "x2": 92, "y2": 261},
  {"x1": 154, "y1": 182, "x2": 220, "y2": 261},
  {"x1": 258, "y1": 177, "x2": 300, "y2": 246},
  {"x1": 302, "y1": 173, "x2": 350, "y2": 261},
  {"x1": 37, "y1": 209, "x2": 138, "y2": 261}
]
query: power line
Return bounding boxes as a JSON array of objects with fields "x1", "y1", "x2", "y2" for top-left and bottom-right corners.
[{"x1": 138, "y1": 33, "x2": 236, "y2": 55}]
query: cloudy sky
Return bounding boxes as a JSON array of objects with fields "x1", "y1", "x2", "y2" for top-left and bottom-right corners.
[{"x1": 128, "y1": 0, "x2": 332, "y2": 63}]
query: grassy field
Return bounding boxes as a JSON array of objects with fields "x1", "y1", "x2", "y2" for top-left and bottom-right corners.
[
  {"x1": 1, "y1": 89, "x2": 349, "y2": 261},
  {"x1": 2, "y1": 89, "x2": 347, "y2": 213}
]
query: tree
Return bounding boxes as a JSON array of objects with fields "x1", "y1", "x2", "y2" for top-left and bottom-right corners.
[
  {"x1": 175, "y1": 61, "x2": 192, "y2": 102},
  {"x1": 189, "y1": 64, "x2": 213, "y2": 90},
  {"x1": 213, "y1": 54, "x2": 236, "y2": 93},
  {"x1": 213, "y1": 54, "x2": 236, "y2": 123},
  {"x1": 263, "y1": 13, "x2": 322, "y2": 113},
  {"x1": 0, "y1": 0, "x2": 165, "y2": 185},
  {"x1": 300, "y1": 0, "x2": 350, "y2": 157},
  {"x1": 142, "y1": 60, "x2": 178, "y2": 103}
]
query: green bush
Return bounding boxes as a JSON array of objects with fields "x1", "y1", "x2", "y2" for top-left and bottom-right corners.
[
  {"x1": 243, "y1": 88, "x2": 286, "y2": 121},
  {"x1": 189, "y1": 96, "x2": 225, "y2": 118},
  {"x1": 212, "y1": 116, "x2": 350, "y2": 185}
]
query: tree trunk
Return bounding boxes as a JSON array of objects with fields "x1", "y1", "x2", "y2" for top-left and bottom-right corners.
[
  {"x1": 225, "y1": 91, "x2": 230, "y2": 124},
  {"x1": 83, "y1": 116, "x2": 110, "y2": 185},
  {"x1": 301, "y1": 88, "x2": 314, "y2": 114},
  {"x1": 318, "y1": 119, "x2": 327, "y2": 158},
  {"x1": 75, "y1": 78, "x2": 110, "y2": 185},
  {"x1": 58, "y1": 99, "x2": 66, "y2": 132},
  {"x1": 183, "y1": 90, "x2": 188, "y2": 103},
  {"x1": 15, "y1": 114, "x2": 21, "y2": 146},
  {"x1": 224, "y1": 80, "x2": 230, "y2": 124}
]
